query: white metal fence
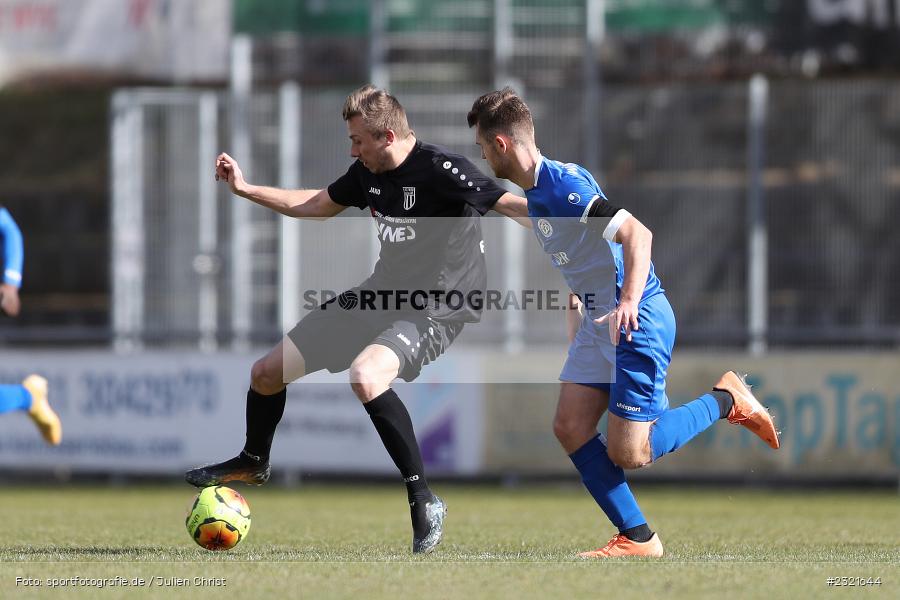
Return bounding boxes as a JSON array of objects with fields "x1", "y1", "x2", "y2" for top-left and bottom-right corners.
[{"x1": 110, "y1": 77, "x2": 900, "y2": 351}]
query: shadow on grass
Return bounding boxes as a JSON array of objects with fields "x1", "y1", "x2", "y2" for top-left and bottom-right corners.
[
  {"x1": 1, "y1": 546, "x2": 184, "y2": 559},
  {"x1": 0, "y1": 546, "x2": 280, "y2": 563}
]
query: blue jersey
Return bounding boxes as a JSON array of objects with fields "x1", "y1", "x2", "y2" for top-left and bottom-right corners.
[
  {"x1": 525, "y1": 157, "x2": 663, "y2": 320},
  {"x1": 0, "y1": 206, "x2": 24, "y2": 288}
]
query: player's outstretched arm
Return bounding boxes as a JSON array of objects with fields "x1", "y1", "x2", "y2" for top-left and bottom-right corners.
[
  {"x1": 614, "y1": 215, "x2": 653, "y2": 307},
  {"x1": 215, "y1": 152, "x2": 346, "y2": 219},
  {"x1": 595, "y1": 215, "x2": 652, "y2": 344},
  {"x1": 240, "y1": 186, "x2": 345, "y2": 220},
  {"x1": 492, "y1": 192, "x2": 531, "y2": 228}
]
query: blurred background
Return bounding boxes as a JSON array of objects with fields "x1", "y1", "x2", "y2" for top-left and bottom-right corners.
[{"x1": 0, "y1": 0, "x2": 897, "y2": 487}]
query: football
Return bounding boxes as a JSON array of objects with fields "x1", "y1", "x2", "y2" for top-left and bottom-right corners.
[{"x1": 185, "y1": 486, "x2": 251, "y2": 551}]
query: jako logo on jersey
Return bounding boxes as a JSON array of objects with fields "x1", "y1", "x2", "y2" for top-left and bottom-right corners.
[
  {"x1": 552, "y1": 251, "x2": 569, "y2": 266},
  {"x1": 377, "y1": 222, "x2": 416, "y2": 242},
  {"x1": 479, "y1": 240, "x2": 485, "y2": 254},
  {"x1": 403, "y1": 186, "x2": 416, "y2": 210},
  {"x1": 616, "y1": 402, "x2": 641, "y2": 413},
  {"x1": 442, "y1": 161, "x2": 452, "y2": 169},
  {"x1": 567, "y1": 192, "x2": 581, "y2": 204},
  {"x1": 397, "y1": 333, "x2": 412, "y2": 346},
  {"x1": 368, "y1": 187, "x2": 381, "y2": 195},
  {"x1": 538, "y1": 218, "x2": 553, "y2": 237}
]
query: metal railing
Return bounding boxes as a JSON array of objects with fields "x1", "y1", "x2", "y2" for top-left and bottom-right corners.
[{"x1": 110, "y1": 76, "x2": 900, "y2": 351}]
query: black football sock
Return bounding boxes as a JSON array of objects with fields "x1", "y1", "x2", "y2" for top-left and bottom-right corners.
[
  {"x1": 364, "y1": 389, "x2": 432, "y2": 501},
  {"x1": 620, "y1": 523, "x2": 654, "y2": 543},
  {"x1": 242, "y1": 387, "x2": 287, "y2": 460},
  {"x1": 711, "y1": 390, "x2": 734, "y2": 419},
  {"x1": 364, "y1": 389, "x2": 434, "y2": 507}
]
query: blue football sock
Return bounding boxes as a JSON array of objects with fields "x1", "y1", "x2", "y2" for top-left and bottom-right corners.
[
  {"x1": 0, "y1": 384, "x2": 32, "y2": 414},
  {"x1": 569, "y1": 434, "x2": 646, "y2": 531},
  {"x1": 649, "y1": 393, "x2": 719, "y2": 461}
]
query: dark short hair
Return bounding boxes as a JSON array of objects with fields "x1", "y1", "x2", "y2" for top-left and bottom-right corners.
[
  {"x1": 342, "y1": 84, "x2": 411, "y2": 139},
  {"x1": 467, "y1": 87, "x2": 534, "y2": 142}
]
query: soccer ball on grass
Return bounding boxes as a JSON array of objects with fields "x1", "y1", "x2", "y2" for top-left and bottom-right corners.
[{"x1": 185, "y1": 486, "x2": 251, "y2": 550}]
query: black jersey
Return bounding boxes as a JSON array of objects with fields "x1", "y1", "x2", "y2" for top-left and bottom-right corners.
[{"x1": 327, "y1": 141, "x2": 506, "y2": 323}]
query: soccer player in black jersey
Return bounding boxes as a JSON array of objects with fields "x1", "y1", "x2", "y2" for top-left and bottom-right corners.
[{"x1": 185, "y1": 85, "x2": 527, "y2": 554}]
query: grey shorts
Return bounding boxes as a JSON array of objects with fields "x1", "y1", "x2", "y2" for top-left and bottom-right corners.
[{"x1": 288, "y1": 295, "x2": 464, "y2": 382}]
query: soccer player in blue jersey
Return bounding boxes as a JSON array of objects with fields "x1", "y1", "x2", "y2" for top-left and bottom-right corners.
[
  {"x1": 467, "y1": 89, "x2": 779, "y2": 558},
  {"x1": 0, "y1": 204, "x2": 61, "y2": 445}
]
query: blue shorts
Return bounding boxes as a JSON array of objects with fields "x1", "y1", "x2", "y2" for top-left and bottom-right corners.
[{"x1": 559, "y1": 293, "x2": 676, "y2": 422}]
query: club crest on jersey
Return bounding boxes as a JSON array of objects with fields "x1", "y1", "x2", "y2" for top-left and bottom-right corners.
[
  {"x1": 538, "y1": 218, "x2": 553, "y2": 237},
  {"x1": 403, "y1": 186, "x2": 416, "y2": 210}
]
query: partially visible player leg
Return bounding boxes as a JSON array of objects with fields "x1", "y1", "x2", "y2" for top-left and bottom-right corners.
[
  {"x1": 645, "y1": 390, "x2": 733, "y2": 461},
  {"x1": 349, "y1": 343, "x2": 445, "y2": 554},
  {"x1": 0, "y1": 375, "x2": 61, "y2": 445},
  {"x1": 243, "y1": 335, "x2": 305, "y2": 459},
  {"x1": 608, "y1": 378, "x2": 776, "y2": 465},
  {"x1": 605, "y1": 291, "x2": 728, "y2": 465},
  {"x1": 606, "y1": 294, "x2": 778, "y2": 465},
  {"x1": 0, "y1": 383, "x2": 32, "y2": 414},
  {"x1": 554, "y1": 382, "x2": 663, "y2": 558},
  {"x1": 606, "y1": 393, "x2": 728, "y2": 467},
  {"x1": 185, "y1": 336, "x2": 304, "y2": 487},
  {"x1": 555, "y1": 383, "x2": 646, "y2": 531}
]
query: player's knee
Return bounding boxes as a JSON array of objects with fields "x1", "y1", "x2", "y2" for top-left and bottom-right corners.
[
  {"x1": 349, "y1": 380, "x2": 386, "y2": 403},
  {"x1": 250, "y1": 357, "x2": 283, "y2": 396},
  {"x1": 552, "y1": 414, "x2": 592, "y2": 448},
  {"x1": 607, "y1": 444, "x2": 650, "y2": 470},
  {"x1": 348, "y1": 380, "x2": 369, "y2": 402},
  {"x1": 552, "y1": 414, "x2": 573, "y2": 443},
  {"x1": 348, "y1": 359, "x2": 386, "y2": 402}
]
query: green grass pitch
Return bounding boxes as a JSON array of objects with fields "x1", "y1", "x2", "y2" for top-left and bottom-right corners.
[{"x1": 0, "y1": 484, "x2": 897, "y2": 599}]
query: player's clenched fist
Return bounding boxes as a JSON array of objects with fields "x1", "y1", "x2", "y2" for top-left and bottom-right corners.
[{"x1": 215, "y1": 152, "x2": 247, "y2": 194}]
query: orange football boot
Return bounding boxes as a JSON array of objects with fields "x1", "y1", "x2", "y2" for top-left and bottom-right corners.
[
  {"x1": 714, "y1": 371, "x2": 779, "y2": 449},
  {"x1": 23, "y1": 375, "x2": 62, "y2": 446},
  {"x1": 577, "y1": 533, "x2": 664, "y2": 558}
]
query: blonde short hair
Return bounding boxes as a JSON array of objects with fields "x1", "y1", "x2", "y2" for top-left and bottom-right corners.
[{"x1": 342, "y1": 84, "x2": 412, "y2": 139}]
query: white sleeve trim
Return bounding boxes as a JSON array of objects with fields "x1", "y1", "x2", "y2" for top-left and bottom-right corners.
[
  {"x1": 602, "y1": 209, "x2": 631, "y2": 242},
  {"x1": 579, "y1": 195, "x2": 601, "y2": 223},
  {"x1": 4, "y1": 269, "x2": 21, "y2": 283}
]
